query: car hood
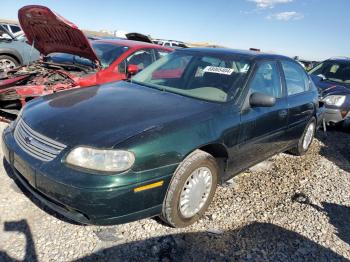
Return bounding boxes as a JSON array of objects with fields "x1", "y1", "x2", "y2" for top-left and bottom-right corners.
[
  {"x1": 18, "y1": 5, "x2": 100, "y2": 64},
  {"x1": 22, "y1": 81, "x2": 217, "y2": 148},
  {"x1": 311, "y1": 75, "x2": 350, "y2": 97}
]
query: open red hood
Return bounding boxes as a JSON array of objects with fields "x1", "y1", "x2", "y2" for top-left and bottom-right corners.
[{"x1": 18, "y1": 5, "x2": 100, "y2": 64}]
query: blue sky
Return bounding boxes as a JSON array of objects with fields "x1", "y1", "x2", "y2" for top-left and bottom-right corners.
[{"x1": 1, "y1": 0, "x2": 349, "y2": 60}]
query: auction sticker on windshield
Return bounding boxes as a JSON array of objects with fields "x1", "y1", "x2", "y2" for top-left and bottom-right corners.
[{"x1": 203, "y1": 66, "x2": 234, "y2": 75}]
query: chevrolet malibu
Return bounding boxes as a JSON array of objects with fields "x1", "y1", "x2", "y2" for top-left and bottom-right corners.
[{"x1": 2, "y1": 48, "x2": 323, "y2": 227}]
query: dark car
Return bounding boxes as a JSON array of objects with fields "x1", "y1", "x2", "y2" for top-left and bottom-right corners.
[
  {"x1": 309, "y1": 57, "x2": 350, "y2": 128},
  {"x1": 2, "y1": 48, "x2": 323, "y2": 227}
]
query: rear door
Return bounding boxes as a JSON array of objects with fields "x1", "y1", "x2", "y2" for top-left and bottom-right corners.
[{"x1": 281, "y1": 60, "x2": 315, "y2": 145}]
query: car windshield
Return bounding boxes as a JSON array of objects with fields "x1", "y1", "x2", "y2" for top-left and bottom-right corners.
[
  {"x1": 309, "y1": 60, "x2": 350, "y2": 85},
  {"x1": 48, "y1": 42, "x2": 129, "y2": 69},
  {"x1": 92, "y1": 42, "x2": 129, "y2": 68},
  {"x1": 132, "y1": 51, "x2": 252, "y2": 102}
]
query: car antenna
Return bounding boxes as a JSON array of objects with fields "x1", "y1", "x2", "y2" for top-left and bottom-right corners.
[{"x1": 28, "y1": 39, "x2": 35, "y2": 66}]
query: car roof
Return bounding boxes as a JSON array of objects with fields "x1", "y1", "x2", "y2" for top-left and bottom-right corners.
[
  {"x1": 326, "y1": 57, "x2": 350, "y2": 63},
  {"x1": 176, "y1": 47, "x2": 293, "y2": 61},
  {"x1": 92, "y1": 39, "x2": 172, "y2": 50}
]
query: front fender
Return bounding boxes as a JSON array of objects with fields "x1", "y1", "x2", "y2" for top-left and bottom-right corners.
[
  {"x1": 118, "y1": 114, "x2": 222, "y2": 172},
  {"x1": 118, "y1": 102, "x2": 243, "y2": 174}
]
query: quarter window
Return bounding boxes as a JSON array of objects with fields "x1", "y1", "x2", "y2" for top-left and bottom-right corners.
[
  {"x1": 282, "y1": 61, "x2": 309, "y2": 96},
  {"x1": 249, "y1": 61, "x2": 282, "y2": 98}
]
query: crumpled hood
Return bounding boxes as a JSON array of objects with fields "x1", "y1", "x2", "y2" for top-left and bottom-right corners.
[
  {"x1": 18, "y1": 5, "x2": 99, "y2": 64},
  {"x1": 22, "y1": 81, "x2": 216, "y2": 148}
]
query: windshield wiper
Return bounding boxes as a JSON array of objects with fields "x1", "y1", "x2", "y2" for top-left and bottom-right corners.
[{"x1": 131, "y1": 80, "x2": 165, "y2": 91}]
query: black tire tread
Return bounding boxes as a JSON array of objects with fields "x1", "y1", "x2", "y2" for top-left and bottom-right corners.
[{"x1": 288, "y1": 117, "x2": 316, "y2": 156}]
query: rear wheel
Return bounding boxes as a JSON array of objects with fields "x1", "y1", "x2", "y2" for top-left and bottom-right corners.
[
  {"x1": 0, "y1": 55, "x2": 19, "y2": 72},
  {"x1": 289, "y1": 118, "x2": 316, "y2": 156},
  {"x1": 161, "y1": 150, "x2": 218, "y2": 228}
]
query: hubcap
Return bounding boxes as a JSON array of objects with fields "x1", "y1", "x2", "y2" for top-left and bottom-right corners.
[
  {"x1": 0, "y1": 59, "x2": 16, "y2": 72},
  {"x1": 179, "y1": 167, "x2": 213, "y2": 218},
  {"x1": 303, "y1": 122, "x2": 315, "y2": 150}
]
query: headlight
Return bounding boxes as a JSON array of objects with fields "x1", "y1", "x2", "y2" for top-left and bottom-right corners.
[
  {"x1": 66, "y1": 147, "x2": 135, "y2": 173},
  {"x1": 323, "y1": 95, "x2": 346, "y2": 106}
]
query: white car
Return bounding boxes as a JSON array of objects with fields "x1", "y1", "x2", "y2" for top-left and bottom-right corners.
[
  {"x1": 153, "y1": 39, "x2": 188, "y2": 48},
  {"x1": 0, "y1": 23, "x2": 23, "y2": 38}
]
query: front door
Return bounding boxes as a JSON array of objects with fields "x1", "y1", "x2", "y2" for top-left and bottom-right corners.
[{"x1": 227, "y1": 60, "x2": 288, "y2": 175}]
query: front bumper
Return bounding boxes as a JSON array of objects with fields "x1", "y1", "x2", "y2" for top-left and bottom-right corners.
[
  {"x1": 324, "y1": 107, "x2": 350, "y2": 125},
  {"x1": 2, "y1": 127, "x2": 176, "y2": 225}
]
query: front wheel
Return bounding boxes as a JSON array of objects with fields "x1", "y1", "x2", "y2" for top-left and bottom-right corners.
[
  {"x1": 0, "y1": 55, "x2": 19, "y2": 72},
  {"x1": 289, "y1": 118, "x2": 316, "y2": 156},
  {"x1": 161, "y1": 150, "x2": 218, "y2": 228}
]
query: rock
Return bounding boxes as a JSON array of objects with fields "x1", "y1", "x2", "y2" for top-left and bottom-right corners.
[
  {"x1": 94, "y1": 228, "x2": 123, "y2": 242},
  {"x1": 207, "y1": 228, "x2": 223, "y2": 235}
]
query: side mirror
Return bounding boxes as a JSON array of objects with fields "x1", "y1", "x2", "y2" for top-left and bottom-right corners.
[
  {"x1": 127, "y1": 64, "x2": 139, "y2": 77},
  {"x1": 317, "y1": 74, "x2": 326, "y2": 81},
  {"x1": 249, "y1": 92, "x2": 276, "y2": 107}
]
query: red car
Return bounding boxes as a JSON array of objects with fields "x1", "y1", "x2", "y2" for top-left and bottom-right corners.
[{"x1": 0, "y1": 5, "x2": 172, "y2": 121}]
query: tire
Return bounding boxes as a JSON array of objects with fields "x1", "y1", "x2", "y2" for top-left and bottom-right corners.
[
  {"x1": 289, "y1": 117, "x2": 316, "y2": 156},
  {"x1": 161, "y1": 149, "x2": 218, "y2": 228},
  {"x1": 0, "y1": 55, "x2": 19, "y2": 72}
]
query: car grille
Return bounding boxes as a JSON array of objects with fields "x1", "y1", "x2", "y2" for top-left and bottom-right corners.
[{"x1": 14, "y1": 118, "x2": 67, "y2": 161}]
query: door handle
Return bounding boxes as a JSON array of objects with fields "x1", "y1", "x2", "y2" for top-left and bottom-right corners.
[{"x1": 278, "y1": 110, "x2": 288, "y2": 118}]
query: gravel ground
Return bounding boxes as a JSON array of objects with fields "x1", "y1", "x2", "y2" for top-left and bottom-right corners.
[{"x1": 0, "y1": 122, "x2": 350, "y2": 262}]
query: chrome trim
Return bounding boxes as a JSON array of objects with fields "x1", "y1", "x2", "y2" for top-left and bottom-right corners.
[{"x1": 14, "y1": 119, "x2": 66, "y2": 161}]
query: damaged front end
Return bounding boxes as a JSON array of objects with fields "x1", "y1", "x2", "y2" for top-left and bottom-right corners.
[{"x1": 0, "y1": 61, "x2": 95, "y2": 121}]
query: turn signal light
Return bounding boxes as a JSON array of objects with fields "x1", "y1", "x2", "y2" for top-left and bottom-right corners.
[{"x1": 134, "y1": 181, "x2": 164, "y2": 192}]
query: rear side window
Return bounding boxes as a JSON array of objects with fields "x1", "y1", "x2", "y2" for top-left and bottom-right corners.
[
  {"x1": 249, "y1": 61, "x2": 282, "y2": 98},
  {"x1": 282, "y1": 61, "x2": 309, "y2": 96}
]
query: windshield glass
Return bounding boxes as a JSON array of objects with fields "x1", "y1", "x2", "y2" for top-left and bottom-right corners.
[
  {"x1": 92, "y1": 42, "x2": 129, "y2": 68},
  {"x1": 309, "y1": 60, "x2": 350, "y2": 84},
  {"x1": 132, "y1": 51, "x2": 252, "y2": 102},
  {"x1": 48, "y1": 42, "x2": 129, "y2": 69}
]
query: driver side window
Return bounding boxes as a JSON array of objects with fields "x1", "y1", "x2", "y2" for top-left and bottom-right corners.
[{"x1": 249, "y1": 61, "x2": 282, "y2": 98}]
